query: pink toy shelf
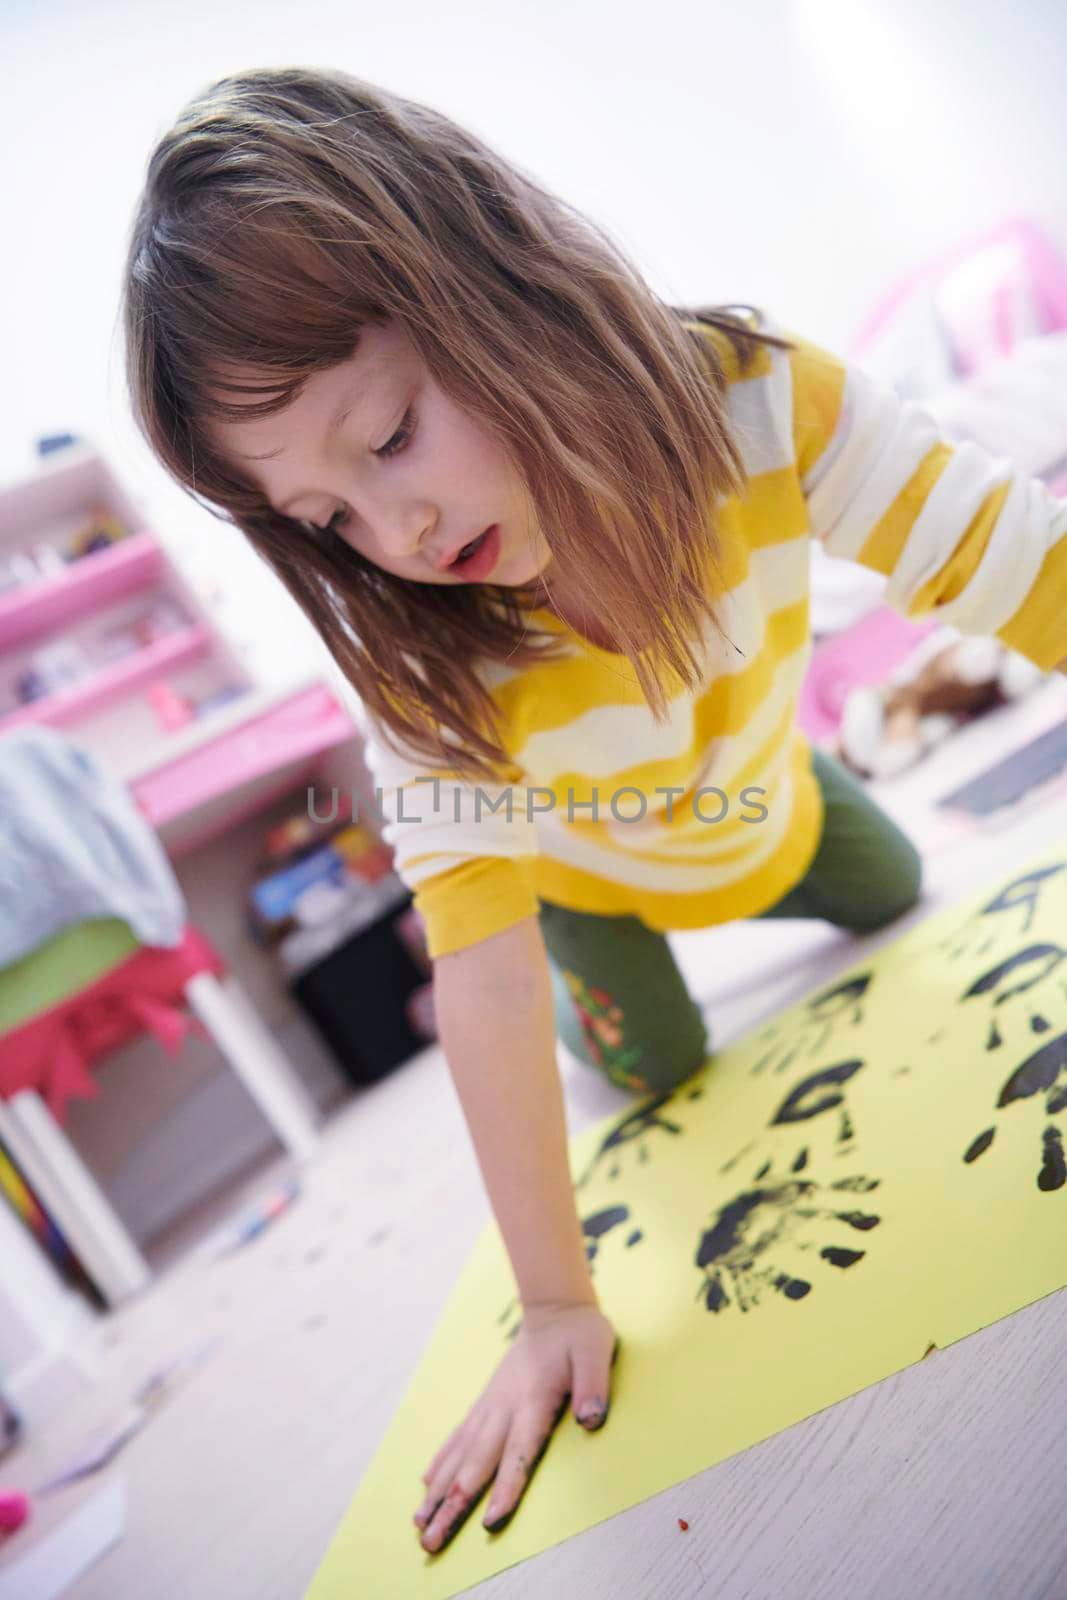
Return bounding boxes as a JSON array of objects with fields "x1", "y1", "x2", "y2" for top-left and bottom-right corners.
[
  {"x1": 0, "y1": 447, "x2": 361, "y2": 855},
  {"x1": 850, "y1": 217, "x2": 1067, "y2": 380},
  {"x1": 134, "y1": 681, "x2": 355, "y2": 832},
  {"x1": 0, "y1": 530, "x2": 163, "y2": 651},
  {"x1": 0, "y1": 447, "x2": 253, "y2": 740}
]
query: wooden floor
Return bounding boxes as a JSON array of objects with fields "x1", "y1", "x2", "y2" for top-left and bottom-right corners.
[{"x1": 6, "y1": 681, "x2": 1067, "y2": 1600}]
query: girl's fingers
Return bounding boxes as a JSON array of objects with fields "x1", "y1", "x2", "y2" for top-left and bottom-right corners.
[
  {"x1": 414, "y1": 1441, "x2": 465, "y2": 1529},
  {"x1": 420, "y1": 1421, "x2": 468, "y2": 1488},
  {"x1": 482, "y1": 1396, "x2": 568, "y2": 1531},
  {"x1": 418, "y1": 1415, "x2": 508, "y2": 1555},
  {"x1": 569, "y1": 1330, "x2": 615, "y2": 1430},
  {"x1": 419, "y1": 1472, "x2": 493, "y2": 1555}
]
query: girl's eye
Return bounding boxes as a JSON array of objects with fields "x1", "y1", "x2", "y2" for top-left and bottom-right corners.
[
  {"x1": 375, "y1": 405, "x2": 416, "y2": 461},
  {"x1": 316, "y1": 406, "x2": 417, "y2": 535}
]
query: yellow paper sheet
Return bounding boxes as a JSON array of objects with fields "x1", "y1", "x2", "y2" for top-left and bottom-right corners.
[{"x1": 307, "y1": 847, "x2": 1067, "y2": 1599}]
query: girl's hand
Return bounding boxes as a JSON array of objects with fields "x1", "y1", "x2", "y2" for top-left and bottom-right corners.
[{"x1": 413, "y1": 1301, "x2": 618, "y2": 1554}]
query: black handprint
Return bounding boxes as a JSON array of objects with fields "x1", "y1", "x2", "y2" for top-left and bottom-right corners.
[
  {"x1": 695, "y1": 1163, "x2": 881, "y2": 1314},
  {"x1": 749, "y1": 974, "x2": 872, "y2": 1077},
  {"x1": 964, "y1": 1029, "x2": 1067, "y2": 1192},
  {"x1": 575, "y1": 1090, "x2": 685, "y2": 1189},
  {"x1": 721, "y1": 1058, "x2": 866, "y2": 1180},
  {"x1": 937, "y1": 864, "x2": 1066, "y2": 967}
]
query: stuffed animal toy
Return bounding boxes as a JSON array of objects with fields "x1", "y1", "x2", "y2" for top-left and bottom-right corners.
[{"x1": 837, "y1": 626, "x2": 1045, "y2": 780}]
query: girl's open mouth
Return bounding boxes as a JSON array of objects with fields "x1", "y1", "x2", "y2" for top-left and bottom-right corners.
[{"x1": 448, "y1": 523, "x2": 501, "y2": 579}]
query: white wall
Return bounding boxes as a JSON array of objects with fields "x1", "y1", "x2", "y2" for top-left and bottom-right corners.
[{"x1": 4, "y1": 0, "x2": 1067, "y2": 631}]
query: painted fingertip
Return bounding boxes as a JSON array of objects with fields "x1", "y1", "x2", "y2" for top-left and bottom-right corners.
[
  {"x1": 577, "y1": 1398, "x2": 606, "y2": 1428},
  {"x1": 434, "y1": 1515, "x2": 468, "y2": 1553},
  {"x1": 421, "y1": 1520, "x2": 450, "y2": 1555},
  {"x1": 484, "y1": 1507, "x2": 514, "y2": 1534},
  {"x1": 416, "y1": 1495, "x2": 443, "y2": 1532}
]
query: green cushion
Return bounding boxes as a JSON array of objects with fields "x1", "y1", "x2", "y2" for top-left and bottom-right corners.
[{"x1": 0, "y1": 918, "x2": 141, "y2": 1032}]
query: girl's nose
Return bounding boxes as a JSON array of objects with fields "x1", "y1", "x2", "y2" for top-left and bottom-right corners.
[{"x1": 373, "y1": 500, "x2": 436, "y2": 563}]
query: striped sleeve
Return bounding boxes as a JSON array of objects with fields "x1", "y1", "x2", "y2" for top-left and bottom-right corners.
[
  {"x1": 789, "y1": 335, "x2": 1067, "y2": 670},
  {"x1": 359, "y1": 714, "x2": 541, "y2": 960}
]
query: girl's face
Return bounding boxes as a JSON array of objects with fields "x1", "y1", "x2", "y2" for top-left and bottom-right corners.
[{"x1": 210, "y1": 320, "x2": 554, "y2": 589}]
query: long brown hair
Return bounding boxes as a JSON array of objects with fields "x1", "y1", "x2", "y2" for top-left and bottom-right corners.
[{"x1": 123, "y1": 66, "x2": 792, "y2": 780}]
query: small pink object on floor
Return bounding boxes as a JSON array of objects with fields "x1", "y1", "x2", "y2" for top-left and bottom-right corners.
[{"x1": 0, "y1": 1492, "x2": 29, "y2": 1535}]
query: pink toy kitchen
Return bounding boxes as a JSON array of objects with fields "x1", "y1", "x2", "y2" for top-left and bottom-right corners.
[{"x1": 0, "y1": 442, "x2": 437, "y2": 1311}]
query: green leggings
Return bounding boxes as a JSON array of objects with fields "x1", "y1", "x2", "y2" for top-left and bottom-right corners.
[{"x1": 538, "y1": 748, "x2": 922, "y2": 1094}]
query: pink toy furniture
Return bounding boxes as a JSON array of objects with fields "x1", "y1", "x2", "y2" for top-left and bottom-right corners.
[
  {"x1": 851, "y1": 217, "x2": 1067, "y2": 381},
  {"x1": 0, "y1": 446, "x2": 374, "y2": 1299},
  {"x1": 0, "y1": 918, "x2": 320, "y2": 1306},
  {"x1": 798, "y1": 610, "x2": 940, "y2": 746},
  {"x1": 0, "y1": 447, "x2": 358, "y2": 850}
]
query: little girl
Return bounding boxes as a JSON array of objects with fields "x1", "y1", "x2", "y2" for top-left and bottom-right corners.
[{"x1": 123, "y1": 67, "x2": 1067, "y2": 1554}]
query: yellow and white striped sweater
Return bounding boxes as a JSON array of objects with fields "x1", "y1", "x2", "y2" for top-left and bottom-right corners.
[{"x1": 358, "y1": 323, "x2": 1067, "y2": 961}]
